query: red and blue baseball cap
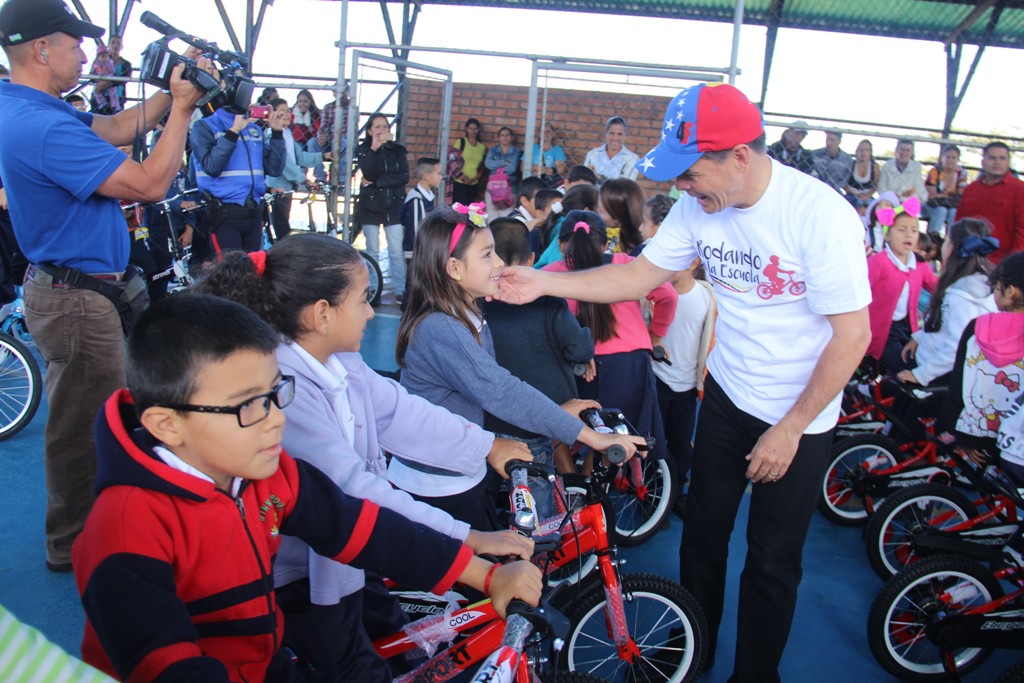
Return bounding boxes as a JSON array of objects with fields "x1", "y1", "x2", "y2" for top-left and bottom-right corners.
[{"x1": 636, "y1": 83, "x2": 764, "y2": 182}]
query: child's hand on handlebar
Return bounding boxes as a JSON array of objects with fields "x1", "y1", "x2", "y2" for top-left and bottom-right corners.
[
  {"x1": 579, "y1": 428, "x2": 646, "y2": 463},
  {"x1": 486, "y1": 438, "x2": 533, "y2": 479},
  {"x1": 561, "y1": 397, "x2": 600, "y2": 418},
  {"x1": 896, "y1": 369, "x2": 920, "y2": 384},
  {"x1": 465, "y1": 529, "x2": 535, "y2": 561},
  {"x1": 488, "y1": 562, "x2": 543, "y2": 619}
]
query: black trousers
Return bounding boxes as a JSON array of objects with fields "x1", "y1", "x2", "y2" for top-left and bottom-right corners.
[
  {"x1": 212, "y1": 215, "x2": 262, "y2": 253},
  {"x1": 276, "y1": 574, "x2": 407, "y2": 683},
  {"x1": 880, "y1": 317, "x2": 913, "y2": 374},
  {"x1": 269, "y1": 193, "x2": 293, "y2": 241},
  {"x1": 679, "y1": 375, "x2": 833, "y2": 683},
  {"x1": 656, "y1": 379, "x2": 698, "y2": 486}
]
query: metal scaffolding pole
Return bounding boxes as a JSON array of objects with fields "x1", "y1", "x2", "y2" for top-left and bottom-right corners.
[{"x1": 728, "y1": 0, "x2": 745, "y2": 85}]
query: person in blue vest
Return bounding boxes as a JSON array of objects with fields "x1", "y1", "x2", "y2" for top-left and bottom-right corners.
[{"x1": 191, "y1": 103, "x2": 287, "y2": 254}]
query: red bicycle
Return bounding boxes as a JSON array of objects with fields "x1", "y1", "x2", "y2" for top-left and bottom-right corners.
[
  {"x1": 377, "y1": 454, "x2": 708, "y2": 682},
  {"x1": 868, "y1": 555, "x2": 1024, "y2": 681},
  {"x1": 819, "y1": 380, "x2": 969, "y2": 525},
  {"x1": 864, "y1": 440, "x2": 1022, "y2": 579}
]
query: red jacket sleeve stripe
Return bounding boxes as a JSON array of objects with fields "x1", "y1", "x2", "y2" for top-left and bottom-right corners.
[
  {"x1": 336, "y1": 501, "x2": 380, "y2": 564},
  {"x1": 431, "y1": 544, "x2": 473, "y2": 596}
]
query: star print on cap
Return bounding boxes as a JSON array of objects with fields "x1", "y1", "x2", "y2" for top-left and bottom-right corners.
[{"x1": 637, "y1": 83, "x2": 764, "y2": 182}]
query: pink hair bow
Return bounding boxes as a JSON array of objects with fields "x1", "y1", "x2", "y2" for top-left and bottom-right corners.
[
  {"x1": 449, "y1": 203, "x2": 487, "y2": 254},
  {"x1": 573, "y1": 221, "x2": 591, "y2": 234},
  {"x1": 876, "y1": 196, "x2": 921, "y2": 227},
  {"x1": 452, "y1": 202, "x2": 487, "y2": 227}
]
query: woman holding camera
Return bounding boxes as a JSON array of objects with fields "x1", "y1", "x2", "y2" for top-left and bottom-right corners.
[{"x1": 356, "y1": 113, "x2": 409, "y2": 298}]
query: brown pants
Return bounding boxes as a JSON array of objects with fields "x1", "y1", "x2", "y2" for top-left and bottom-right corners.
[{"x1": 24, "y1": 277, "x2": 125, "y2": 565}]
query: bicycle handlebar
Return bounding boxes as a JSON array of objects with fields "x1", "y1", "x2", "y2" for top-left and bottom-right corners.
[
  {"x1": 581, "y1": 409, "x2": 628, "y2": 464},
  {"x1": 504, "y1": 459, "x2": 556, "y2": 479}
]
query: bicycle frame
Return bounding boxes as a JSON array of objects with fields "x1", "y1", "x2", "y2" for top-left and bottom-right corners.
[{"x1": 892, "y1": 450, "x2": 1023, "y2": 564}]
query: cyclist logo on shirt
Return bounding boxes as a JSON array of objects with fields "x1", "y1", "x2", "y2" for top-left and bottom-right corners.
[{"x1": 757, "y1": 255, "x2": 807, "y2": 300}]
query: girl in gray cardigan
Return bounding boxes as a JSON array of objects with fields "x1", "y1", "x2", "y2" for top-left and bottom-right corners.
[{"x1": 394, "y1": 207, "x2": 645, "y2": 531}]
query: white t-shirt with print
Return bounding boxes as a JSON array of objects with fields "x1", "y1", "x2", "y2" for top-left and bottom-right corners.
[{"x1": 643, "y1": 159, "x2": 871, "y2": 433}]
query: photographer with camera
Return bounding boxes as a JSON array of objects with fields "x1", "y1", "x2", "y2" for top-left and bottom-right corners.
[
  {"x1": 0, "y1": 0, "x2": 209, "y2": 573},
  {"x1": 191, "y1": 97, "x2": 287, "y2": 255}
]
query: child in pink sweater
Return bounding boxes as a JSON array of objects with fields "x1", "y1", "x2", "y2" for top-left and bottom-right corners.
[
  {"x1": 866, "y1": 197, "x2": 938, "y2": 372},
  {"x1": 543, "y1": 209, "x2": 677, "y2": 460}
]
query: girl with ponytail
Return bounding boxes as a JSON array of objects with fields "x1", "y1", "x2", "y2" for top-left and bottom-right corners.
[{"x1": 543, "y1": 210, "x2": 677, "y2": 462}]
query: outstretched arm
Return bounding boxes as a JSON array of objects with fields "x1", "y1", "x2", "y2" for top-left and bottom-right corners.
[{"x1": 493, "y1": 253, "x2": 674, "y2": 305}]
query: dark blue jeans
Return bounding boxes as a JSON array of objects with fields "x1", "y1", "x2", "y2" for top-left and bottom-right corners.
[{"x1": 679, "y1": 375, "x2": 833, "y2": 683}]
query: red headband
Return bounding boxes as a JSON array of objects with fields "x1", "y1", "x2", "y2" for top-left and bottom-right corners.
[
  {"x1": 449, "y1": 223, "x2": 467, "y2": 255},
  {"x1": 249, "y1": 250, "x2": 267, "y2": 276}
]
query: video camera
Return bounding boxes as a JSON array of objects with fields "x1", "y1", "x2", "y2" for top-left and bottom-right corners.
[{"x1": 137, "y1": 11, "x2": 255, "y2": 116}]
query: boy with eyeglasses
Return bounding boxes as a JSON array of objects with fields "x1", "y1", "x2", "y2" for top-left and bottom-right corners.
[{"x1": 72, "y1": 294, "x2": 541, "y2": 683}]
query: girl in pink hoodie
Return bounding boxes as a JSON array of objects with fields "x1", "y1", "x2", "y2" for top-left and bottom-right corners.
[
  {"x1": 948, "y1": 252, "x2": 1024, "y2": 565},
  {"x1": 866, "y1": 197, "x2": 939, "y2": 372}
]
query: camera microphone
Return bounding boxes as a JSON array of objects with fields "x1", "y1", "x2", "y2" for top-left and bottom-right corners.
[{"x1": 140, "y1": 12, "x2": 179, "y2": 37}]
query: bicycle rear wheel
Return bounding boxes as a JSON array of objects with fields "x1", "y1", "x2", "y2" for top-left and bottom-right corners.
[
  {"x1": 563, "y1": 572, "x2": 707, "y2": 683},
  {"x1": 867, "y1": 555, "x2": 1001, "y2": 681},
  {"x1": 864, "y1": 483, "x2": 979, "y2": 580},
  {"x1": 606, "y1": 456, "x2": 676, "y2": 546},
  {"x1": 819, "y1": 434, "x2": 900, "y2": 525},
  {"x1": 0, "y1": 332, "x2": 42, "y2": 441},
  {"x1": 360, "y1": 251, "x2": 384, "y2": 308}
]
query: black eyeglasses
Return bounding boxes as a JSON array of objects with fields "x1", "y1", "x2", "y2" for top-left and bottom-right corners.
[{"x1": 158, "y1": 376, "x2": 296, "y2": 428}]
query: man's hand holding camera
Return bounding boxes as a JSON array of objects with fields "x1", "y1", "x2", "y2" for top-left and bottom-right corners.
[{"x1": 169, "y1": 58, "x2": 212, "y2": 113}]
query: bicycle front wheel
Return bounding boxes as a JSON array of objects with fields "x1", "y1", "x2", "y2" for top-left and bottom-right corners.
[
  {"x1": 360, "y1": 251, "x2": 384, "y2": 308},
  {"x1": 0, "y1": 332, "x2": 42, "y2": 441},
  {"x1": 563, "y1": 572, "x2": 707, "y2": 683}
]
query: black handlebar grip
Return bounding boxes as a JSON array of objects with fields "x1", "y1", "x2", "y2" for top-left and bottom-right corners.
[
  {"x1": 605, "y1": 444, "x2": 627, "y2": 465},
  {"x1": 650, "y1": 345, "x2": 673, "y2": 366},
  {"x1": 503, "y1": 458, "x2": 534, "y2": 477},
  {"x1": 505, "y1": 599, "x2": 532, "y2": 616}
]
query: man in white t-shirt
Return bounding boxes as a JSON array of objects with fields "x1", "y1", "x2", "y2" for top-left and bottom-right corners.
[{"x1": 494, "y1": 83, "x2": 871, "y2": 682}]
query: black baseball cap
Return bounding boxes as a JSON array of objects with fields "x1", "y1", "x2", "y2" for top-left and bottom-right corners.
[{"x1": 0, "y1": 0, "x2": 104, "y2": 47}]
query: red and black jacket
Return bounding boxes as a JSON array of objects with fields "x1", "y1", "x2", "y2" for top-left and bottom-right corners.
[{"x1": 73, "y1": 390, "x2": 472, "y2": 683}]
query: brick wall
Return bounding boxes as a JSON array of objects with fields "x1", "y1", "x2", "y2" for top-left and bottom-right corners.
[{"x1": 400, "y1": 79, "x2": 674, "y2": 196}]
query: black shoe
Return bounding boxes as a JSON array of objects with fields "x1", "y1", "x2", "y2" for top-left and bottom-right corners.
[
  {"x1": 673, "y1": 492, "x2": 687, "y2": 519},
  {"x1": 46, "y1": 560, "x2": 73, "y2": 573}
]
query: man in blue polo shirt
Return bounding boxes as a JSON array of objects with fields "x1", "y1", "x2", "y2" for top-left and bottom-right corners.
[{"x1": 0, "y1": 0, "x2": 206, "y2": 572}]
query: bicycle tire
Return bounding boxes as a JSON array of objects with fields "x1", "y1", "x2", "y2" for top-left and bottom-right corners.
[
  {"x1": 540, "y1": 672, "x2": 607, "y2": 682},
  {"x1": 864, "y1": 483, "x2": 979, "y2": 580},
  {"x1": 360, "y1": 251, "x2": 384, "y2": 308},
  {"x1": 867, "y1": 555, "x2": 1001, "y2": 681},
  {"x1": 996, "y1": 658, "x2": 1024, "y2": 683},
  {"x1": 3, "y1": 317, "x2": 33, "y2": 346},
  {"x1": 562, "y1": 572, "x2": 707, "y2": 683},
  {"x1": 606, "y1": 456, "x2": 676, "y2": 546},
  {"x1": 818, "y1": 433, "x2": 900, "y2": 525},
  {"x1": 0, "y1": 332, "x2": 42, "y2": 441}
]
